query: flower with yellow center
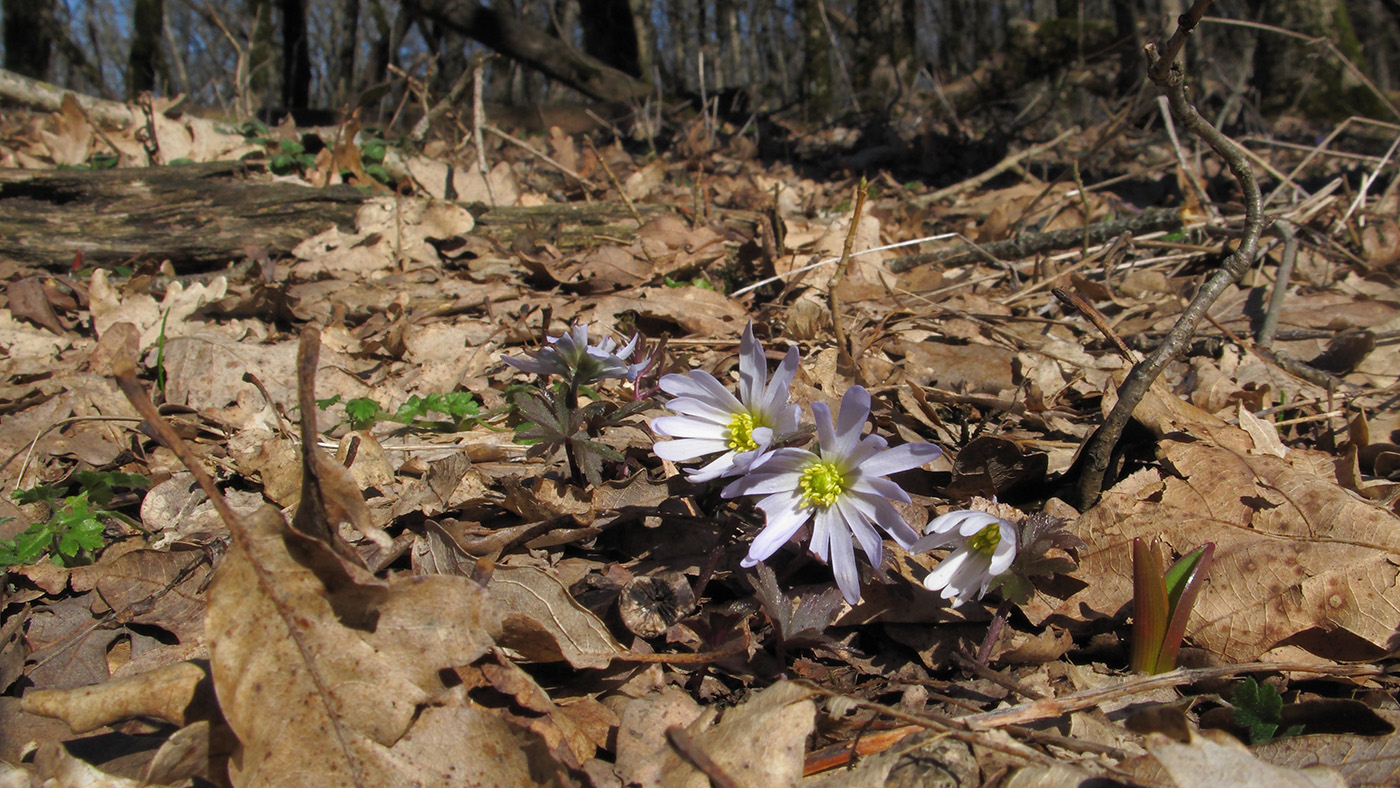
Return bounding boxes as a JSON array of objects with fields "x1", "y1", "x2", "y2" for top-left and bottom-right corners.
[
  {"x1": 651, "y1": 321, "x2": 801, "y2": 483},
  {"x1": 722, "y1": 386, "x2": 943, "y2": 605},
  {"x1": 912, "y1": 509, "x2": 1018, "y2": 607}
]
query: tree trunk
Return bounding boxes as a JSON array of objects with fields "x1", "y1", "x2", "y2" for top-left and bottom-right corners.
[
  {"x1": 404, "y1": 0, "x2": 651, "y2": 102},
  {"x1": 1253, "y1": 0, "x2": 1388, "y2": 119},
  {"x1": 335, "y1": 0, "x2": 360, "y2": 104},
  {"x1": 282, "y1": 0, "x2": 311, "y2": 110},
  {"x1": 4, "y1": 0, "x2": 54, "y2": 81},
  {"x1": 247, "y1": 0, "x2": 277, "y2": 110},
  {"x1": 799, "y1": 0, "x2": 832, "y2": 119},
  {"x1": 127, "y1": 0, "x2": 165, "y2": 99},
  {"x1": 578, "y1": 0, "x2": 641, "y2": 77},
  {"x1": 628, "y1": 0, "x2": 654, "y2": 83}
]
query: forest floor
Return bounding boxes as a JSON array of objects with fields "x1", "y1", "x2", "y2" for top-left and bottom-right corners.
[{"x1": 1, "y1": 86, "x2": 1400, "y2": 788}]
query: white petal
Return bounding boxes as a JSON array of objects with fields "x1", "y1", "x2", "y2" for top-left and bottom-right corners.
[
  {"x1": 925, "y1": 509, "x2": 998, "y2": 537},
  {"x1": 772, "y1": 401, "x2": 802, "y2": 434},
  {"x1": 828, "y1": 510, "x2": 861, "y2": 604},
  {"x1": 651, "y1": 415, "x2": 727, "y2": 439},
  {"x1": 843, "y1": 434, "x2": 889, "y2": 468},
  {"x1": 944, "y1": 551, "x2": 995, "y2": 605},
  {"x1": 683, "y1": 452, "x2": 740, "y2": 482},
  {"x1": 832, "y1": 386, "x2": 872, "y2": 459},
  {"x1": 663, "y1": 397, "x2": 735, "y2": 422},
  {"x1": 660, "y1": 371, "x2": 742, "y2": 412},
  {"x1": 615, "y1": 333, "x2": 639, "y2": 360},
  {"x1": 759, "y1": 346, "x2": 801, "y2": 415},
  {"x1": 848, "y1": 475, "x2": 912, "y2": 505},
  {"x1": 858, "y1": 442, "x2": 943, "y2": 477},
  {"x1": 737, "y1": 321, "x2": 764, "y2": 405},
  {"x1": 745, "y1": 495, "x2": 811, "y2": 563},
  {"x1": 811, "y1": 400, "x2": 837, "y2": 455},
  {"x1": 653, "y1": 437, "x2": 729, "y2": 462},
  {"x1": 988, "y1": 526, "x2": 1017, "y2": 575},
  {"x1": 924, "y1": 549, "x2": 972, "y2": 593},
  {"x1": 870, "y1": 495, "x2": 920, "y2": 548},
  {"x1": 908, "y1": 530, "x2": 959, "y2": 553},
  {"x1": 837, "y1": 497, "x2": 883, "y2": 569}
]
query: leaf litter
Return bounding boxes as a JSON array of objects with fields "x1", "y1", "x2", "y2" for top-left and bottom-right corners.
[{"x1": 3, "y1": 70, "x2": 1400, "y2": 788}]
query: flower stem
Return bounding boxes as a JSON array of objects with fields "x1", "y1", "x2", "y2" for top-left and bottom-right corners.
[{"x1": 975, "y1": 599, "x2": 1013, "y2": 664}]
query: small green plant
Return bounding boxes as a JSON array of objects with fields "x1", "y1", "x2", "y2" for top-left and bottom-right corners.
[
  {"x1": 0, "y1": 472, "x2": 149, "y2": 567},
  {"x1": 1231, "y1": 677, "x2": 1304, "y2": 744},
  {"x1": 1131, "y1": 538, "x2": 1214, "y2": 674},
  {"x1": 663, "y1": 275, "x2": 717, "y2": 291},
  {"x1": 513, "y1": 385, "x2": 652, "y2": 487},
  {"x1": 358, "y1": 137, "x2": 393, "y2": 185},
  {"x1": 269, "y1": 139, "x2": 316, "y2": 175},
  {"x1": 317, "y1": 391, "x2": 484, "y2": 432}
]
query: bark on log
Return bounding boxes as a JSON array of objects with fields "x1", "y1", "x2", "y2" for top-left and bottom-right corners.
[
  {"x1": 0, "y1": 163, "x2": 702, "y2": 270},
  {"x1": 0, "y1": 162, "x2": 365, "y2": 269}
]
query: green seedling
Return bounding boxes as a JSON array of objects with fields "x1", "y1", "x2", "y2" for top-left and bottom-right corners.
[
  {"x1": 269, "y1": 139, "x2": 316, "y2": 175},
  {"x1": 1131, "y1": 538, "x2": 1214, "y2": 674},
  {"x1": 317, "y1": 391, "x2": 485, "y2": 432},
  {"x1": 0, "y1": 472, "x2": 149, "y2": 567},
  {"x1": 1230, "y1": 677, "x2": 1303, "y2": 744}
]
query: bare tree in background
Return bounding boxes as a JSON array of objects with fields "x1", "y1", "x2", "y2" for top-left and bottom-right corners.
[
  {"x1": 5, "y1": 0, "x2": 55, "y2": 80},
  {"x1": 282, "y1": 0, "x2": 310, "y2": 110},
  {"x1": 579, "y1": 0, "x2": 641, "y2": 77},
  {"x1": 127, "y1": 0, "x2": 164, "y2": 97}
]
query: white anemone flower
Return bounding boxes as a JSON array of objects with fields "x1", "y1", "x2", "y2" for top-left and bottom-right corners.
[
  {"x1": 721, "y1": 386, "x2": 943, "y2": 604},
  {"x1": 651, "y1": 321, "x2": 800, "y2": 482},
  {"x1": 912, "y1": 509, "x2": 1018, "y2": 607},
  {"x1": 503, "y1": 322, "x2": 644, "y2": 384}
]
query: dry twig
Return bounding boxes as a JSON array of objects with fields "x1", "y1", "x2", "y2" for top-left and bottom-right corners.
[{"x1": 1075, "y1": 0, "x2": 1265, "y2": 506}]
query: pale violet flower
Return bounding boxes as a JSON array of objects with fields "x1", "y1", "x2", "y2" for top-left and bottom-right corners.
[
  {"x1": 503, "y1": 322, "x2": 645, "y2": 384},
  {"x1": 651, "y1": 321, "x2": 800, "y2": 482},
  {"x1": 912, "y1": 509, "x2": 1018, "y2": 607},
  {"x1": 722, "y1": 386, "x2": 943, "y2": 604}
]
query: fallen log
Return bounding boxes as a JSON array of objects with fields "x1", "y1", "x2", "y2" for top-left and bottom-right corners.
[{"x1": 0, "y1": 163, "x2": 697, "y2": 270}]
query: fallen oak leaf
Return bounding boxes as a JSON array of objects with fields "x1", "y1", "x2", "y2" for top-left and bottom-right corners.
[
  {"x1": 21, "y1": 659, "x2": 216, "y2": 733},
  {"x1": 110, "y1": 332, "x2": 540, "y2": 788}
]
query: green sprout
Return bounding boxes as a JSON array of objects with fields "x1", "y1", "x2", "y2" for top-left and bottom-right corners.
[
  {"x1": 317, "y1": 391, "x2": 484, "y2": 432},
  {"x1": 1231, "y1": 677, "x2": 1304, "y2": 744},
  {"x1": 269, "y1": 139, "x2": 316, "y2": 175},
  {"x1": 0, "y1": 472, "x2": 149, "y2": 567},
  {"x1": 1131, "y1": 538, "x2": 1214, "y2": 674}
]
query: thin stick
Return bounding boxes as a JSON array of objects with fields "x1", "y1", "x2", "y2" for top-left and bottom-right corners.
[
  {"x1": 586, "y1": 137, "x2": 642, "y2": 225},
  {"x1": 112, "y1": 358, "x2": 240, "y2": 531},
  {"x1": 483, "y1": 123, "x2": 588, "y2": 185},
  {"x1": 911, "y1": 128, "x2": 1077, "y2": 207},
  {"x1": 1257, "y1": 220, "x2": 1296, "y2": 348},
  {"x1": 731, "y1": 233, "x2": 956, "y2": 298},
  {"x1": 666, "y1": 726, "x2": 741, "y2": 788},
  {"x1": 1077, "y1": 0, "x2": 1265, "y2": 507},
  {"x1": 828, "y1": 179, "x2": 867, "y2": 374},
  {"x1": 803, "y1": 660, "x2": 1382, "y2": 775}
]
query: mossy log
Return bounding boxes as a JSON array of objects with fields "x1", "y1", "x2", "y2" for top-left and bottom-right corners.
[{"x1": 0, "y1": 163, "x2": 753, "y2": 270}]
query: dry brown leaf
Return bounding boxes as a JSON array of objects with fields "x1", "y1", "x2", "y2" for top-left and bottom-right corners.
[
  {"x1": 1145, "y1": 731, "x2": 1345, "y2": 788},
  {"x1": 624, "y1": 158, "x2": 667, "y2": 201},
  {"x1": 619, "y1": 681, "x2": 815, "y2": 788},
  {"x1": 489, "y1": 564, "x2": 623, "y2": 669},
  {"x1": 1256, "y1": 709, "x2": 1400, "y2": 787},
  {"x1": 21, "y1": 659, "x2": 214, "y2": 734},
  {"x1": 1041, "y1": 390, "x2": 1400, "y2": 662},
  {"x1": 207, "y1": 505, "x2": 504, "y2": 787}
]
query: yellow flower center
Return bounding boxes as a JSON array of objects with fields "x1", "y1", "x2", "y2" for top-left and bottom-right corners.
[
  {"x1": 727, "y1": 411, "x2": 760, "y2": 452},
  {"x1": 799, "y1": 461, "x2": 846, "y2": 507},
  {"x1": 968, "y1": 523, "x2": 1001, "y2": 556}
]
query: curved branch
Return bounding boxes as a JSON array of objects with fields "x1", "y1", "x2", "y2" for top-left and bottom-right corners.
[{"x1": 1075, "y1": 0, "x2": 1265, "y2": 507}]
